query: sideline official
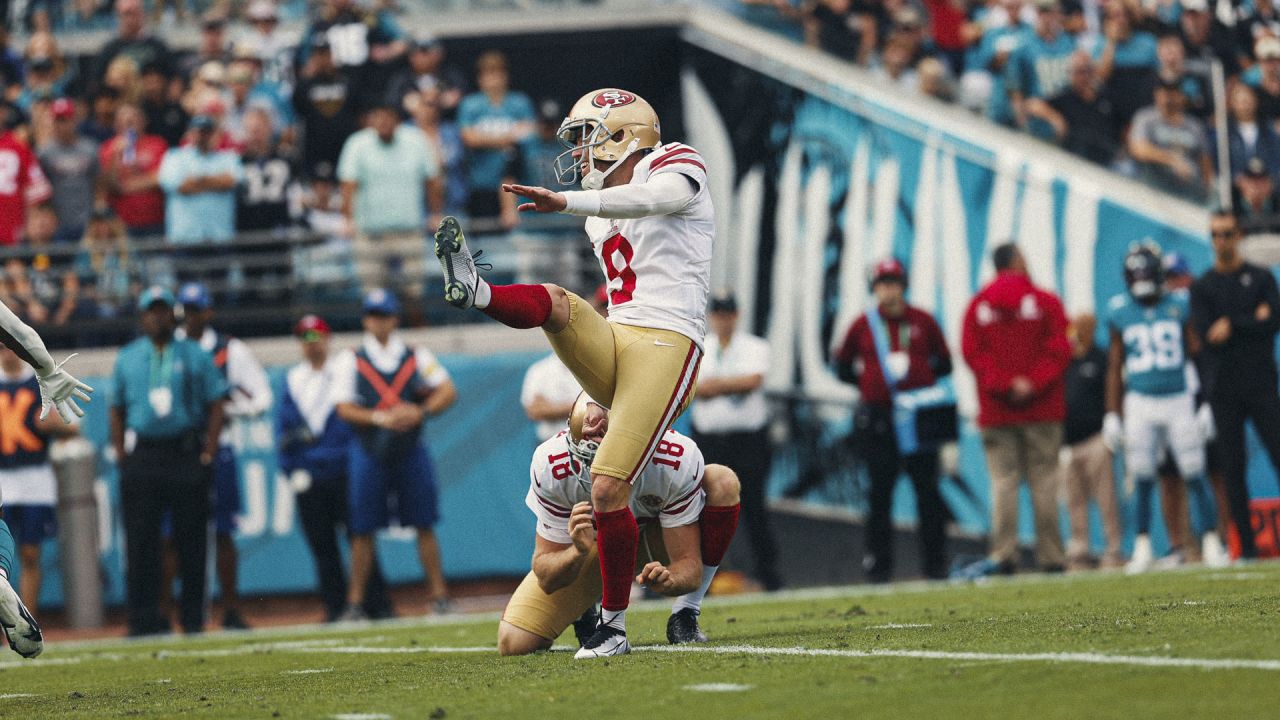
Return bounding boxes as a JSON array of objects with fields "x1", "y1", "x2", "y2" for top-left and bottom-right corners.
[
  {"x1": 691, "y1": 292, "x2": 781, "y2": 590},
  {"x1": 110, "y1": 286, "x2": 227, "y2": 635},
  {"x1": 834, "y1": 260, "x2": 953, "y2": 582}
]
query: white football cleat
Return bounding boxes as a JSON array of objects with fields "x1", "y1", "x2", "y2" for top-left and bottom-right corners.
[
  {"x1": 433, "y1": 216, "x2": 482, "y2": 309},
  {"x1": 0, "y1": 577, "x2": 42, "y2": 658},
  {"x1": 1201, "y1": 531, "x2": 1230, "y2": 569},
  {"x1": 573, "y1": 622, "x2": 630, "y2": 660},
  {"x1": 1125, "y1": 534, "x2": 1154, "y2": 576}
]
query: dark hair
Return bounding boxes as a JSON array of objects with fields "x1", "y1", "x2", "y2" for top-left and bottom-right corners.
[
  {"x1": 992, "y1": 242, "x2": 1020, "y2": 270},
  {"x1": 1209, "y1": 209, "x2": 1239, "y2": 228}
]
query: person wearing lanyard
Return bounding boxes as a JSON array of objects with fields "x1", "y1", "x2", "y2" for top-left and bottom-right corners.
[
  {"x1": 690, "y1": 292, "x2": 779, "y2": 591},
  {"x1": 834, "y1": 258, "x2": 953, "y2": 583},
  {"x1": 109, "y1": 286, "x2": 227, "y2": 636},
  {"x1": 277, "y1": 314, "x2": 394, "y2": 622}
]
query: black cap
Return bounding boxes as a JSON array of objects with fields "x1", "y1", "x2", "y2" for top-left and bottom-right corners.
[
  {"x1": 1156, "y1": 74, "x2": 1185, "y2": 92},
  {"x1": 709, "y1": 292, "x2": 738, "y2": 313},
  {"x1": 1245, "y1": 156, "x2": 1271, "y2": 178},
  {"x1": 201, "y1": 12, "x2": 226, "y2": 29},
  {"x1": 28, "y1": 56, "x2": 53, "y2": 73}
]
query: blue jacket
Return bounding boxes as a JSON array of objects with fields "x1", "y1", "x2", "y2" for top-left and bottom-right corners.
[{"x1": 275, "y1": 376, "x2": 352, "y2": 484}]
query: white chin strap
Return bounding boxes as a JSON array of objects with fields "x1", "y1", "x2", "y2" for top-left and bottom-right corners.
[{"x1": 582, "y1": 138, "x2": 640, "y2": 191}]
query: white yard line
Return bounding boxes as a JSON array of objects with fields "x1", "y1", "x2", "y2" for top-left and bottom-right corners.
[
  {"x1": 685, "y1": 683, "x2": 754, "y2": 692},
  {"x1": 867, "y1": 624, "x2": 933, "y2": 629}
]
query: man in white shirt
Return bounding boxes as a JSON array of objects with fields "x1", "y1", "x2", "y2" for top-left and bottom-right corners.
[
  {"x1": 334, "y1": 289, "x2": 458, "y2": 618},
  {"x1": 691, "y1": 292, "x2": 781, "y2": 590},
  {"x1": 176, "y1": 282, "x2": 273, "y2": 630}
]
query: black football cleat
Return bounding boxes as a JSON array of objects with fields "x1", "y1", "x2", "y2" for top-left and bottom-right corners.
[{"x1": 666, "y1": 608, "x2": 708, "y2": 644}]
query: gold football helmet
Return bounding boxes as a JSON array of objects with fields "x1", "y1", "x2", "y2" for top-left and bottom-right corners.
[
  {"x1": 554, "y1": 88, "x2": 661, "y2": 190},
  {"x1": 566, "y1": 392, "x2": 607, "y2": 488}
]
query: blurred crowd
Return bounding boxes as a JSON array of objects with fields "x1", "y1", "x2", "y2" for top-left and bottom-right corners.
[
  {"x1": 0, "y1": 0, "x2": 572, "y2": 344},
  {"x1": 745, "y1": 0, "x2": 1280, "y2": 216}
]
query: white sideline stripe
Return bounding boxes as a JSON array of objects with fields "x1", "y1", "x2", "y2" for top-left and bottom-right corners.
[
  {"x1": 868, "y1": 624, "x2": 933, "y2": 629},
  {"x1": 331, "y1": 714, "x2": 392, "y2": 720},
  {"x1": 296, "y1": 646, "x2": 496, "y2": 655},
  {"x1": 639, "y1": 645, "x2": 1280, "y2": 671},
  {"x1": 685, "y1": 683, "x2": 753, "y2": 692},
  {"x1": 0, "y1": 657, "x2": 80, "y2": 670},
  {"x1": 284, "y1": 668, "x2": 334, "y2": 675},
  {"x1": 0, "y1": 693, "x2": 37, "y2": 699}
]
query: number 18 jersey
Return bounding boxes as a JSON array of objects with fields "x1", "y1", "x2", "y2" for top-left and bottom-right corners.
[
  {"x1": 1107, "y1": 291, "x2": 1190, "y2": 397},
  {"x1": 525, "y1": 427, "x2": 706, "y2": 544},
  {"x1": 582, "y1": 142, "x2": 715, "y2": 347}
]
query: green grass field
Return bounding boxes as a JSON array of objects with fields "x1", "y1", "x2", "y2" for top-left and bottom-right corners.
[{"x1": 3, "y1": 563, "x2": 1279, "y2": 719}]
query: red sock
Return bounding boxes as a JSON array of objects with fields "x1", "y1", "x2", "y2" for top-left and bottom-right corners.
[
  {"x1": 481, "y1": 284, "x2": 552, "y2": 329},
  {"x1": 699, "y1": 504, "x2": 740, "y2": 566},
  {"x1": 594, "y1": 507, "x2": 639, "y2": 612}
]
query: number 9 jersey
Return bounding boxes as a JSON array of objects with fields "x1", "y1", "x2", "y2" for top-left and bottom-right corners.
[
  {"x1": 1106, "y1": 290, "x2": 1191, "y2": 397},
  {"x1": 525, "y1": 427, "x2": 706, "y2": 544}
]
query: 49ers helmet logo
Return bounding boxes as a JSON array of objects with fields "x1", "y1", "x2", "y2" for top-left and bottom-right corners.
[{"x1": 592, "y1": 90, "x2": 637, "y2": 108}]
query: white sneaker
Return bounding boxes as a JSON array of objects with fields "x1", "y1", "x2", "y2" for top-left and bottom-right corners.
[
  {"x1": 1153, "y1": 549, "x2": 1185, "y2": 571},
  {"x1": 0, "y1": 577, "x2": 42, "y2": 658},
  {"x1": 1201, "y1": 531, "x2": 1231, "y2": 569},
  {"x1": 1125, "y1": 535, "x2": 1154, "y2": 575},
  {"x1": 573, "y1": 622, "x2": 630, "y2": 660},
  {"x1": 433, "y1": 216, "x2": 483, "y2": 309}
]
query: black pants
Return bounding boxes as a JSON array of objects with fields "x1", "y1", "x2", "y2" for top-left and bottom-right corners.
[
  {"x1": 691, "y1": 428, "x2": 780, "y2": 588},
  {"x1": 855, "y1": 405, "x2": 948, "y2": 581},
  {"x1": 295, "y1": 477, "x2": 393, "y2": 620},
  {"x1": 121, "y1": 438, "x2": 209, "y2": 635},
  {"x1": 1211, "y1": 384, "x2": 1280, "y2": 558}
]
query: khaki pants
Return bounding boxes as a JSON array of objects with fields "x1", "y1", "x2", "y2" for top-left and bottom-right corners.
[
  {"x1": 355, "y1": 230, "x2": 427, "y2": 298},
  {"x1": 1061, "y1": 433, "x2": 1122, "y2": 564},
  {"x1": 982, "y1": 422, "x2": 1066, "y2": 568}
]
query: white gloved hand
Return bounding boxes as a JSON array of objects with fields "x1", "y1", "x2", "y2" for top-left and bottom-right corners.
[
  {"x1": 1197, "y1": 403, "x2": 1217, "y2": 443},
  {"x1": 36, "y1": 354, "x2": 93, "y2": 424},
  {"x1": 1102, "y1": 412, "x2": 1124, "y2": 452},
  {"x1": 939, "y1": 441, "x2": 961, "y2": 477},
  {"x1": 289, "y1": 468, "x2": 313, "y2": 494}
]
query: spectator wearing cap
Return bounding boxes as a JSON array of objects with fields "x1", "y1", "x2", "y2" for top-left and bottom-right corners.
[
  {"x1": 139, "y1": 62, "x2": 188, "y2": 147},
  {"x1": 157, "y1": 113, "x2": 242, "y2": 249},
  {"x1": 0, "y1": 119, "x2": 51, "y2": 247},
  {"x1": 520, "y1": 287, "x2": 606, "y2": 443},
  {"x1": 834, "y1": 259, "x2": 954, "y2": 582},
  {"x1": 389, "y1": 35, "x2": 466, "y2": 119},
  {"x1": 292, "y1": 34, "x2": 360, "y2": 182},
  {"x1": 175, "y1": 282, "x2": 272, "y2": 630},
  {"x1": 92, "y1": 0, "x2": 170, "y2": 88},
  {"x1": 1092, "y1": 3, "x2": 1158, "y2": 127},
  {"x1": 109, "y1": 285, "x2": 228, "y2": 635},
  {"x1": 960, "y1": 243, "x2": 1071, "y2": 576},
  {"x1": 300, "y1": 0, "x2": 406, "y2": 109},
  {"x1": 98, "y1": 103, "x2": 167, "y2": 239},
  {"x1": 337, "y1": 101, "x2": 441, "y2": 299},
  {"x1": 692, "y1": 291, "x2": 783, "y2": 589},
  {"x1": 1007, "y1": 0, "x2": 1077, "y2": 135},
  {"x1": 803, "y1": 0, "x2": 878, "y2": 66},
  {"x1": 333, "y1": 289, "x2": 458, "y2": 618},
  {"x1": 1233, "y1": 157, "x2": 1280, "y2": 233},
  {"x1": 458, "y1": 51, "x2": 536, "y2": 223},
  {"x1": 1246, "y1": 37, "x2": 1280, "y2": 128},
  {"x1": 1127, "y1": 75, "x2": 1212, "y2": 201},
  {"x1": 1180, "y1": 0, "x2": 1234, "y2": 81},
  {"x1": 278, "y1": 314, "x2": 394, "y2": 621},
  {"x1": 38, "y1": 98, "x2": 98, "y2": 243},
  {"x1": 175, "y1": 12, "x2": 231, "y2": 84},
  {"x1": 1059, "y1": 312, "x2": 1122, "y2": 570},
  {"x1": 239, "y1": 0, "x2": 296, "y2": 94},
  {"x1": 1236, "y1": 0, "x2": 1280, "y2": 65},
  {"x1": 1027, "y1": 51, "x2": 1120, "y2": 165},
  {"x1": 223, "y1": 49, "x2": 294, "y2": 149}
]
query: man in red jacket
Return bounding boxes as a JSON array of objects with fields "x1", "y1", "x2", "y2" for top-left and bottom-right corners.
[{"x1": 961, "y1": 243, "x2": 1071, "y2": 575}]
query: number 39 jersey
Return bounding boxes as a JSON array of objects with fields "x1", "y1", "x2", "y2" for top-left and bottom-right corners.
[
  {"x1": 582, "y1": 143, "x2": 714, "y2": 347},
  {"x1": 1107, "y1": 291, "x2": 1190, "y2": 397},
  {"x1": 525, "y1": 427, "x2": 706, "y2": 544}
]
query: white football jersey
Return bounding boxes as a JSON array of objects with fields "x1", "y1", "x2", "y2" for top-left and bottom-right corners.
[
  {"x1": 525, "y1": 427, "x2": 706, "y2": 544},
  {"x1": 583, "y1": 142, "x2": 714, "y2": 347}
]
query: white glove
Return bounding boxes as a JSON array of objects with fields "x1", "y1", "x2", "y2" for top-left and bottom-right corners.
[
  {"x1": 36, "y1": 354, "x2": 93, "y2": 424},
  {"x1": 939, "y1": 441, "x2": 960, "y2": 477},
  {"x1": 289, "y1": 468, "x2": 313, "y2": 494},
  {"x1": 1102, "y1": 412, "x2": 1124, "y2": 452},
  {"x1": 1197, "y1": 404, "x2": 1217, "y2": 443}
]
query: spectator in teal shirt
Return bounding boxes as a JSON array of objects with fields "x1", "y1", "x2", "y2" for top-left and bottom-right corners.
[
  {"x1": 337, "y1": 101, "x2": 442, "y2": 298},
  {"x1": 109, "y1": 285, "x2": 227, "y2": 636},
  {"x1": 157, "y1": 114, "x2": 243, "y2": 245},
  {"x1": 458, "y1": 51, "x2": 534, "y2": 224},
  {"x1": 1007, "y1": 0, "x2": 1078, "y2": 137}
]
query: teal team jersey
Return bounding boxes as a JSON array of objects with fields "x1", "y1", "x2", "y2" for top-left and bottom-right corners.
[{"x1": 1106, "y1": 291, "x2": 1190, "y2": 396}]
